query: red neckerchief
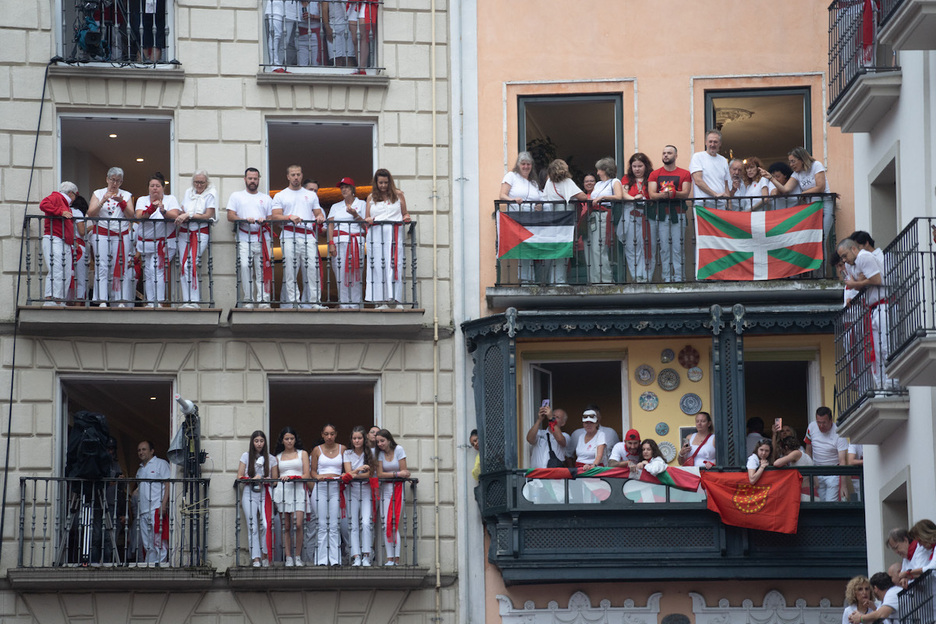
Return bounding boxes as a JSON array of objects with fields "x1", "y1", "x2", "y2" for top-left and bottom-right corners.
[{"x1": 386, "y1": 481, "x2": 404, "y2": 543}]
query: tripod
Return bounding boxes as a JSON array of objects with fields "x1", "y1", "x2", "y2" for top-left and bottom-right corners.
[{"x1": 55, "y1": 484, "x2": 119, "y2": 566}]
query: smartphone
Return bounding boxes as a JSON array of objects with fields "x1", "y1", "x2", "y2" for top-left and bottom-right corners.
[
  {"x1": 541, "y1": 399, "x2": 550, "y2": 408},
  {"x1": 775, "y1": 417, "x2": 782, "y2": 429}
]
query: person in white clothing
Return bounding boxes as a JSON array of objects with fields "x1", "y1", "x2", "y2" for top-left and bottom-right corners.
[
  {"x1": 525, "y1": 404, "x2": 568, "y2": 469},
  {"x1": 848, "y1": 572, "x2": 899, "y2": 624},
  {"x1": 310, "y1": 424, "x2": 345, "y2": 566},
  {"x1": 70, "y1": 195, "x2": 90, "y2": 304},
  {"x1": 634, "y1": 439, "x2": 667, "y2": 477},
  {"x1": 732, "y1": 157, "x2": 770, "y2": 212},
  {"x1": 689, "y1": 130, "x2": 730, "y2": 209},
  {"x1": 804, "y1": 406, "x2": 848, "y2": 501},
  {"x1": 541, "y1": 159, "x2": 586, "y2": 285},
  {"x1": 365, "y1": 169, "x2": 411, "y2": 307},
  {"x1": 608, "y1": 428, "x2": 642, "y2": 469},
  {"x1": 39, "y1": 182, "x2": 78, "y2": 306},
  {"x1": 274, "y1": 426, "x2": 309, "y2": 567},
  {"x1": 295, "y1": 0, "x2": 322, "y2": 65},
  {"x1": 571, "y1": 412, "x2": 605, "y2": 471},
  {"x1": 375, "y1": 429, "x2": 409, "y2": 566},
  {"x1": 773, "y1": 435, "x2": 813, "y2": 468},
  {"x1": 499, "y1": 151, "x2": 543, "y2": 283},
  {"x1": 86, "y1": 167, "x2": 135, "y2": 307},
  {"x1": 175, "y1": 170, "x2": 216, "y2": 308},
  {"x1": 135, "y1": 440, "x2": 171, "y2": 566},
  {"x1": 272, "y1": 165, "x2": 326, "y2": 309},
  {"x1": 322, "y1": 0, "x2": 354, "y2": 66},
  {"x1": 841, "y1": 576, "x2": 876, "y2": 624},
  {"x1": 586, "y1": 158, "x2": 622, "y2": 284},
  {"x1": 265, "y1": 0, "x2": 296, "y2": 69},
  {"x1": 839, "y1": 238, "x2": 891, "y2": 388},
  {"x1": 678, "y1": 411, "x2": 716, "y2": 469},
  {"x1": 227, "y1": 168, "x2": 274, "y2": 308},
  {"x1": 569, "y1": 406, "x2": 620, "y2": 465},
  {"x1": 763, "y1": 162, "x2": 802, "y2": 210},
  {"x1": 746, "y1": 438, "x2": 772, "y2": 484},
  {"x1": 327, "y1": 177, "x2": 367, "y2": 308},
  {"x1": 342, "y1": 426, "x2": 374, "y2": 567},
  {"x1": 789, "y1": 147, "x2": 834, "y2": 257},
  {"x1": 135, "y1": 173, "x2": 180, "y2": 307},
  {"x1": 237, "y1": 430, "x2": 278, "y2": 567}
]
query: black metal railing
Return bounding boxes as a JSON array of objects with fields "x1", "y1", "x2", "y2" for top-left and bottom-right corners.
[
  {"x1": 828, "y1": 0, "x2": 899, "y2": 111},
  {"x1": 232, "y1": 218, "x2": 418, "y2": 309},
  {"x1": 233, "y1": 477, "x2": 418, "y2": 567},
  {"x1": 885, "y1": 217, "x2": 936, "y2": 362},
  {"x1": 835, "y1": 282, "x2": 907, "y2": 421},
  {"x1": 61, "y1": 0, "x2": 175, "y2": 65},
  {"x1": 18, "y1": 477, "x2": 209, "y2": 568},
  {"x1": 900, "y1": 570, "x2": 936, "y2": 624},
  {"x1": 262, "y1": 0, "x2": 382, "y2": 73},
  {"x1": 878, "y1": 0, "x2": 907, "y2": 29},
  {"x1": 23, "y1": 215, "x2": 215, "y2": 308},
  {"x1": 493, "y1": 194, "x2": 837, "y2": 286}
]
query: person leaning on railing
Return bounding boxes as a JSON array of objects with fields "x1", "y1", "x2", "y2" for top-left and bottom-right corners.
[
  {"x1": 176, "y1": 170, "x2": 217, "y2": 308},
  {"x1": 746, "y1": 438, "x2": 772, "y2": 484},
  {"x1": 587, "y1": 158, "x2": 623, "y2": 285},
  {"x1": 39, "y1": 181, "x2": 78, "y2": 307},
  {"x1": 375, "y1": 429, "x2": 409, "y2": 566},
  {"x1": 899, "y1": 519, "x2": 936, "y2": 584},
  {"x1": 87, "y1": 166, "x2": 135, "y2": 307},
  {"x1": 365, "y1": 169, "x2": 411, "y2": 308},
  {"x1": 789, "y1": 147, "x2": 834, "y2": 249},
  {"x1": 499, "y1": 151, "x2": 543, "y2": 284},
  {"x1": 134, "y1": 172, "x2": 180, "y2": 308},
  {"x1": 847, "y1": 572, "x2": 899, "y2": 624},
  {"x1": 762, "y1": 162, "x2": 801, "y2": 210}
]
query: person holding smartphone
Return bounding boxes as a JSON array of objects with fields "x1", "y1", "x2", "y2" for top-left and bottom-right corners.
[
  {"x1": 526, "y1": 402, "x2": 569, "y2": 469},
  {"x1": 677, "y1": 412, "x2": 716, "y2": 469}
]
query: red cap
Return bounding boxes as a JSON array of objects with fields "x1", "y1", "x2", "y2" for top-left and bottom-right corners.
[
  {"x1": 625, "y1": 429, "x2": 640, "y2": 441},
  {"x1": 337, "y1": 177, "x2": 355, "y2": 187}
]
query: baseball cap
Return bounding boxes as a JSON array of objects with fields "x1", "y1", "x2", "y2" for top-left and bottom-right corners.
[
  {"x1": 337, "y1": 177, "x2": 355, "y2": 187},
  {"x1": 625, "y1": 429, "x2": 640, "y2": 441}
]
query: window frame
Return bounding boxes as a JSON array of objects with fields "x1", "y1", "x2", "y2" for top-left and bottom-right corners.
[{"x1": 703, "y1": 86, "x2": 813, "y2": 157}]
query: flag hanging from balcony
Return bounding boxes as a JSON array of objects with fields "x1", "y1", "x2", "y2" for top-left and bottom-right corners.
[
  {"x1": 694, "y1": 202, "x2": 824, "y2": 280},
  {"x1": 700, "y1": 470, "x2": 802, "y2": 534},
  {"x1": 497, "y1": 210, "x2": 575, "y2": 260},
  {"x1": 638, "y1": 466, "x2": 701, "y2": 492}
]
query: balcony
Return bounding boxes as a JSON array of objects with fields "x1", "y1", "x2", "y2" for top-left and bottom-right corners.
[
  {"x1": 834, "y1": 283, "x2": 909, "y2": 443},
  {"x1": 476, "y1": 467, "x2": 866, "y2": 584},
  {"x1": 899, "y1": 569, "x2": 936, "y2": 624},
  {"x1": 827, "y1": 0, "x2": 901, "y2": 133},
  {"x1": 884, "y1": 218, "x2": 936, "y2": 386},
  {"x1": 490, "y1": 195, "x2": 841, "y2": 310},
  {"x1": 10, "y1": 476, "x2": 212, "y2": 590},
  {"x1": 878, "y1": 0, "x2": 936, "y2": 49},
  {"x1": 228, "y1": 477, "x2": 431, "y2": 589},
  {"x1": 256, "y1": 0, "x2": 389, "y2": 87}
]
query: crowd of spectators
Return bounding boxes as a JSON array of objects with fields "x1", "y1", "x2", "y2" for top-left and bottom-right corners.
[{"x1": 38, "y1": 165, "x2": 411, "y2": 310}]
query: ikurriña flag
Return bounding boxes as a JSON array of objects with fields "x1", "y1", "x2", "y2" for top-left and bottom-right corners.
[
  {"x1": 694, "y1": 202, "x2": 824, "y2": 280},
  {"x1": 638, "y1": 466, "x2": 701, "y2": 492},
  {"x1": 497, "y1": 210, "x2": 575, "y2": 260},
  {"x1": 700, "y1": 469, "x2": 802, "y2": 534}
]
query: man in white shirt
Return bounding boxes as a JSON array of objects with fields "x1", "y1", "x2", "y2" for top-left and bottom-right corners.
[
  {"x1": 227, "y1": 168, "x2": 274, "y2": 308},
  {"x1": 839, "y1": 238, "x2": 891, "y2": 388},
  {"x1": 135, "y1": 440, "x2": 171, "y2": 566},
  {"x1": 689, "y1": 130, "x2": 731, "y2": 209},
  {"x1": 804, "y1": 406, "x2": 847, "y2": 502},
  {"x1": 526, "y1": 405, "x2": 569, "y2": 469},
  {"x1": 608, "y1": 428, "x2": 641, "y2": 470},
  {"x1": 272, "y1": 165, "x2": 325, "y2": 309},
  {"x1": 848, "y1": 572, "x2": 899, "y2": 624}
]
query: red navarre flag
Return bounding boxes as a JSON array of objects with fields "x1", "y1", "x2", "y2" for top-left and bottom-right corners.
[{"x1": 700, "y1": 470, "x2": 802, "y2": 534}]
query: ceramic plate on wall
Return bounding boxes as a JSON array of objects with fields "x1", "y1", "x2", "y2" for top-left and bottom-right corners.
[
  {"x1": 655, "y1": 422, "x2": 669, "y2": 436},
  {"x1": 658, "y1": 368, "x2": 680, "y2": 391},
  {"x1": 635, "y1": 364, "x2": 655, "y2": 386},
  {"x1": 639, "y1": 391, "x2": 659, "y2": 411},
  {"x1": 678, "y1": 345, "x2": 700, "y2": 369},
  {"x1": 658, "y1": 441, "x2": 677, "y2": 463},
  {"x1": 688, "y1": 367, "x2": 703, "y2": 382},
  {"x1": 661, "y1": 348, "x2": 675, "y2": 364},
  {"x1": 680, "y1": 393, "x2": 703, "y2": 415}
]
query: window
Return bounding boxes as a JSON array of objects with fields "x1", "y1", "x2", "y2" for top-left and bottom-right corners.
[
  {"x1": 266, "y1": 120, "x2": 375, "y2": 190},
  {"x1": 518, "y1": 95, "x2": 624, "y2": 187},
  {"x1": 704, "y1": 88, "x2": 812, "y2": 164},
  {"x1": 869, "y1": 157, "x2": 898, "y2": 248},
  {"x1": 57, "y1": 0, "x2": 175, "y2": 64}
]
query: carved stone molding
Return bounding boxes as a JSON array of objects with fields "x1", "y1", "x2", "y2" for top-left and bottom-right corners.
[
  {"x1": 690, "y1": 590, "x2": 841, "y2": 624},
  {"x1": 497, "y1": 591, "x2": 662, "y2": 624}
]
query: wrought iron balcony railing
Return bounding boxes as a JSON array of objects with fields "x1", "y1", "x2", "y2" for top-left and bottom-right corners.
[
  {"x1": 232, "y1": 218, "x2": 418, "y2": 310},
  {"x1": 22, "y1": 215, "x2": 215, "y2": 308},
  {"x1": 828, "y1": 0, "x2": 900, "y2": 111},
  {"x1": 493, "y1": 193, "x2": 837, "y2": 287},
  {"x1": 834, "y1": 279, "x2": 907, "y2": 422},
  {"x1": 885, "y1": 217, "x2": 936, "y2": 362},
  {"x1": 233, "y1": 477, "x2": 418, "y2": 567},
  {"x1": 261, "y1": 0, "x2": 382, "y2": 74},
  {"x1": 899, "y1": 569, "x2": 936, "y2": 624},
  {"x1": 59, "y1": 0, "x2": 176, "y2": 65},
  {"x1": 18, "y1": 476, "x2": 209, "y2": 568}
]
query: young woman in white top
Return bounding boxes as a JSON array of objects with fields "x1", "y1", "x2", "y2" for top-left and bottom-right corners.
[
  {"x1": 499, "y1": 152, "x2": 544, "y2": 283},
  {"x1": 175, "y1": 170, "x2": 217, "y2": 308},
  {"x1": 365, "y1": 169, "x2": 411, "y2": 308},
  {"x1": 135, "y1": 172, "x2": 180, "y2": 307},
  {"x1": 634, "y1": 439, "x2": 667, "y2": 477},
  {"x1": 789, "y1": 146, "x2": 834, "y2": 254},
  {"x1": 588, "y1": 158, "x2": 623, "y2": 284},
  {"x1": 735, "y1": 157, "x2": 770, "y2": 211},
  {"x1": 774, "y1": 435, "x2": 813, "y2": 468},
  {"x1": 342, "y1": 425, "x2": 374, "y2": 567},
  {"x1": 375, "y1": 429, "x2": 409, "y2": 566},
  {"x1": 540, "y1": 159, "x2": 587, "y2": 285},
  {"x1": 274, "y1": 426, "x2": 310, "y2": 567},
  {"x1": 309, "y1": 423, "x2": 345, "y2": 566},
  {"x1": 237, "y1": 430, "x2": 278, "y2": 567},
  {"x1": 746, "y1": 438, "x2": 772, "y2": 484},
  {"x1": 678, "y1": 411, "x2": 716, "y2": 469}
]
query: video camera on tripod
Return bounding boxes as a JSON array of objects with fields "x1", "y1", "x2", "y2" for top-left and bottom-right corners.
[{"x1": 72, "y1": 0, "x2": 114, "y2": 61}]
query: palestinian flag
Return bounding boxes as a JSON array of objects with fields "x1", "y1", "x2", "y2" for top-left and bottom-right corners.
[
  {"x1": 694, "y1": 202, "x2": 824, "y2": 280},
  {"x1": 638, "y1": 466, "x2": 701, "y2": 492},
  {"x1": 700, "y1": 470, "x2": 802, "y2": 534},
  {"x1": 497, "y1": 210, "x2": 575, "y2": 260}
]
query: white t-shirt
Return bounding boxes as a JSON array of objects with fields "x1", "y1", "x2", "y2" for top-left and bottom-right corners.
[
  {"x1": 542, "y1": 178, "x2": 583, "y2": 205},
  {"x1": 181, "y1": 186, "x2": 218, "y2": 225},
  {"x1": 342, "y1": 448, "x2": 369, "y2": 472},
  {"x1": 591, "y1": 178, "x2": 618, "y2": 203},
  {"x1": 136, "y1": 456, "x2": 171, "y2": 514},
  {"x1": 501, "y1": 171, "x2": 543, "y2": 205},
  {"x1": 609, "y1": 442, "x2": 639, "y2": 465},
  {"x1": 135, "y1": 194, "x2": 180, "y2": 246},
  {"x1": 689, "y1": 151, "x2": 730, "y2": 199},
  {"x1": 239, "y1": 451, "x2": 277, "y2": 477},
  {"x1": 529, "y1": 429, "x2": 570, "y2": 469},
  {"x1": 570, "y1": 426, "x2": 620, "y2": 462},
  {"x1": 792, "y1": 160, "x2": 830, "y2": 194},
  {"x1": 329, "y1": 199, "x2": 366, "y2": 236},
  {"x1": 227, "y1": 190, "x2": 273, "y2": 241},
  {"x1": 92, "y1": 187, "x2": 134, "y2": 232},
  {"x1": 272, "y1": 187, "x2": 322, "y2": 235},
  {"x1": 879, "y1": 585, "x2": 900, "y2": 624},
  {"x1": 686, "y1": 433, "x2": 716, "y2": 468},
  {"x1": 574, "y1": 430, "x2": 606, "y2": 465},
  {"x1": 746, "y1": 453, "x2": 764, "y2": 470},
  {"x1": 902, "y1": 541, "x2": 934, "y2": 573},
  {"x1": 854, "y1": 248, "x2": 885, "y2": 302},
  {"x1": 847, "y1": 443, "x2": 863, "y2": 460},
  {"x1": 804, "y1": 421, "x2": 848, "y2": 466},
  {"x1": 378, "y1": 445, "x2": 406, "y2": 473}
]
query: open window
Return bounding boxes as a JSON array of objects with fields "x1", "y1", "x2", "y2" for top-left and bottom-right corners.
[
  {"x1": 743, "y1": 349, "x2": 823, "y2": 446},
  {"x1": 704, "y1": 88, "x2": 812, "y2": 164},
  {"x1": 518, "y1": 95, "x2": 624, "y2": 187},
  {"x1": 56, "y1": 0, "x2": 176, "y2": 64}
]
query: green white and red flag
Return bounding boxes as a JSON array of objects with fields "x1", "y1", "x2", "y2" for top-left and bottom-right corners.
[
  {"x1": 694, "y1": 202, "x2": 824, "y2": 280},
  {"x1": 497, "y1": 211, "x2": 575, "y2": 260},
  {"x1": 638, "y1": 466, "x2": 702, "y2": 492},
  {"x1": 524, "y1": 466, "x2": 631, "y2": 479}
]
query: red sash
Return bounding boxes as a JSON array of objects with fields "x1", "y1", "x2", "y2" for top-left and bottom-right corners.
[
  {"x1": 337, "y1": 232, "x2": 363, "y2": 286},
  {"x1": 264, "y1": 484, "x2": 273, "y2": 556},
  {"x1": 386, "y1": 481, "x2": 403, "y2": 544},
  {"x1": 241, "y1": 224, "x2": 274, "y2": 294},
  {"x1": 181, "y1": 230, "x2": 200, "y2": 291}
]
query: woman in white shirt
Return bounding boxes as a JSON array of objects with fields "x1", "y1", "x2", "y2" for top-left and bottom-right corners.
[
  {"x1": 541, "y1": 159, "x2": 586, "y2": 285},
  {"x1": 134, "y1": 172, "x2": 180, "y2": 307},
  {"x1": 746, "y1": 438, "x2": 772, "y2": 484},
  {"x1": 634, "y1": 439, "x2": 667, "y2": 477},
  {"x1": 678, "y1": 411, "x2": 716, "y2": 469},
  {"x1": 573, "y1": 412, "x2": 606, "y2": 471},
  {"x1": 309, "y1": 423, "x2": 345, "y2": 566},
  {"x1": 342, "y1": 426, "x2": 374, "y2": 567},
  {"x1": 842, "y1": 576, "x2": 877, "y2": 624},
  {"x1": 499, "y1": 152, "x2": 543, "y2": 284},
  {"x1": 762, "y1": 162, "x2": 802, "y2": 210},
  {"x1": 735, "y1": 157, "x2": 769, "y2": 211},
  {"x1": 375, "y1": 429, "x2": 410, "y2": 566},
  {"x1": 587, "y1": 158, "x2": 623, "y2": 284},
  {"x1": 789, "y1": 147, "x2": 834, "y2": 257},
  {"x1": 175, "y1": 170, "x2": 216, "y2": 308},
  {"x1": 237, "y1": 430, "x2": 278, "y2": 567}
]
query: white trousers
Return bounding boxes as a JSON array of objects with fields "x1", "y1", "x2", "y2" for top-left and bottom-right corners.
[
  {"x1": 73, "y1": 240, "x2": 89, "y2": 302},
  {"x1": 314, "y1": 480, "x2": 341, "y2": 565},
  {"x1": 815, "y1": 475, "x2": 840, "y2": 502},
  {"x1": 241, "y1": 487, "x2": 270, "y2": 560},
  {"x1": 871, "y1": 303, "x2": 891, "y2": 388},
  {"x1": 655, "y1": 214, "x2": 686, "y2": 283},
  {"x1": 365, "y1": 224, "x2": 405, "y2": 302},
  {"x1": 281, "y1": 235, "x2": 320, "y2": 308},
  {"x1": 334, "y1": 238, "x2": 363, "y2": 308},
  {"x1": 267, "y1": 15, "x2": 296, "y2": 66},
  {"x1": 138, "y1": 508, "x2": 168, "y2": 564},
  {"x1": 139, "y1": 241, "x2": 177, "y2": 306},
  {"x1": 347, "y1": 480, "x2": 373, "y2": 557},
  {"x1": 296, "y1": 30, "x2": 320, "y2": 66},
  {"x1": 380, "y1": 484, "x2": 403, "y2": 559},
  {"x1": 585, "y1": 210, "x2": 613, "y2": 284},
  {"x1": 90, "y1": 231, "x2": 133, "y2": 304},
  {"x1": 42, "y1": 235, "x2": 72, "y2": 302},
  {"x1": 237, "y1": 238, "x2": 271, "y2": 305},
  {"x1": 178, "y1": 231, "x2": 209, "y2": 304}
]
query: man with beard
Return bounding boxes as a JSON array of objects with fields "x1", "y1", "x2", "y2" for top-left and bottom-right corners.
[
  {"x1": 227, "y1": 168, "x2": 274, "y2": 308},
  {"x1": 272, "y1": 165, "x2": 325, "y2": 309},
  {"x1": 648, "y1": 145, "x2": 691, "y2": 282}
]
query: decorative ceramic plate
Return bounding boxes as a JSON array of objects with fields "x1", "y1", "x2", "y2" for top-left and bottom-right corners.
[
  {"x1": 658, "y1": 441, "x2": 677, "y2": 463},
  {"x1": 661, "y1": 348, "x2": 675, "y2": 364},
  {"x1": 635, "y1": 364, "x2": 655, "y2": 386},
  {"x1": 655, "y1": 422, "x2": 669, "y2": 436},
  {"x1": 680, "y1": 392, "x2": 703, "y2": 415},
  {"x1": 688, "y1": 367, "x2": 703, "y2": 382},
  {"x1": 658, "y1": 367, "x2": 680, "y2": 391},
  {"x1": 639, "y1": 391, "x2": 659, "y2": 411},
  {"x1": 678, "y1": 345, "x2": 700, "y2": 369}
]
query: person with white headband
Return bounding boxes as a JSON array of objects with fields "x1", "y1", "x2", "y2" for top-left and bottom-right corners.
[{"x1": 569, "y1": 404, "x2": 621, "y2": 465}]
